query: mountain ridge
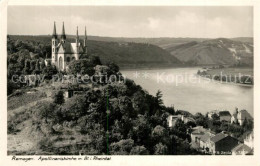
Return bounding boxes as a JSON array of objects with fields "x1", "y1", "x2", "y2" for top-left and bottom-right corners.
[{"x1": 166, "y1": 38, "x2": 253, "y2": 66}]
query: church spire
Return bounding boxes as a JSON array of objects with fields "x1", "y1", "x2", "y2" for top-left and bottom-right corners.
[
  {"x1": 76, "y1": 26, "x2": 79, "y2": 39},
  {"x1": 84, "y1": 26, "x2": 87, "y2": 47},
  {"x1": 76, "y1": 26, "x2": 79, "y2": 47},
  {"x1": 52, "y1": 22, "x2": 57, "y2": 39},
  {"x1": 61, "y1": 22, "x2": 66, "y2": 40},
  {"x1": 85, "y1": 26, "x2": 87, "y2": 39}
]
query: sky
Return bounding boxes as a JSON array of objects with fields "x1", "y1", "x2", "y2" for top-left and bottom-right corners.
[{"x1": 8, "y1": 6, "x2": 253, "y2": 38}]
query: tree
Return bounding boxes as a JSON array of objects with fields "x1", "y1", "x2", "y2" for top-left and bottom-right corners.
[
  {"x1": 107, "y1": 62, "x2": 119, "y2": 74},
  {"x1": 154, "y1": 143, "x2": 168, "y2": 155},
  {"x1": 59, "y1": 95, "x2": 88, "y2": 123},
  {"x1": 130, "y1": 146, "x2": 149, "y2": 155},
  {"x1": 68, "y1": 59, "x2": 96, "y2": 76},
  {"x1": 33, "y1": 60, "x2": 41, "y2": 74},
  {"x1": 52, "y1": 90, "x2": 64, "y2": 105},
  {"x1": 194, "y1": 112, "x2": 208, "y2": 128},
  {"x1": 131, "y1": 91, "x2": 145, "y2": 113},
  {"x1": 155, "y1": 90, "x2": 164, "y2": 109},
  {"x1": 23, "y1": 59, "x2": 31, "y2": 74},
  {"x1": 110, "y1": 139, "x2": 134, "y2": 155},
  {"x1": 211, "y1": 113, "x2": 220, "y2": 121},
  {"x1": 152, "y1": 125, "x2": 169, "y2": 144},
  {"x1": 43, "y1": 64, "x2": 58, "y2": 79},
  {"x1": 30, "y1": 60, "x2": 36, "y2": 71},
  {"x1": 35, "y1": 101, "x2": 56, "y2": 123}
]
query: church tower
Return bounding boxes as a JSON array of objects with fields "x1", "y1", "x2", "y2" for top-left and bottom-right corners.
[
  {"x1": 61, "y1": 22, "x2": 66, "y2": 44},
  {"x1": 51, "y1": 21, "x2": 58, "y2": 64},
  {"x1": 84, "y1": 26, "x2": 88, "y2": 55}
]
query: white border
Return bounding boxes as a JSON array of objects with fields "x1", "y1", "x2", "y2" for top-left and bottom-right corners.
[{"x1": 0, "y1": 0, "x2": 259, "y2": 166}]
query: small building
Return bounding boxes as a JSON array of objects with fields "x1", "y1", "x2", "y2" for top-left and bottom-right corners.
[
  {"x1": 231, "y1": 108, "x2": 239, "y2": 124},
  {"x1": 219, "y1": 111, "x2": 231, "y2": 122},
  {"x1": 199, "y1": 130, "x2": 216, "y2": 151},
  {"x1": 232, "y1": 143, "x2": 252, "y2": 155},
  {"x1": 64, "y1": 89, "x2": 74, "y2": 98},
  {"x1": 167, "y1": 115, "x2": 195, "y2": 127},
  {"x1": 190, "y1": 126, "x2": 207, "y2": 143},
  {"x1": 237, "y1": 110, "x2": 253, "y2": 126},
  {"x1": 209, "y1": 132, "x2": 239, "y2": 154},
  {"x1": 167, "y1": 115, "x2": 182, "y2": 127},
  {"x1": 231, "y1": 109, "x2": 253, "y2": 126}
]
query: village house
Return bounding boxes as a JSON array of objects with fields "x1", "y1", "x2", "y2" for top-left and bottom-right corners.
[
  {"x1": 208, "y1": 132, "x2": 239, "y2": 154},
  {"x1": 190, "y1": 126, "x2": 208, "y2": 144},
  {"x1": 231, "y1": 143, "x2": 252, "y2": 155},
  {"x1": 231, "y1": 109, "x2": 253, "y2": 125},
  {"x1": 167, "y1": 115, "x2": 195, "y2": 127},
  {"x1": 231, "y1": 131, "x2": 254, "y2": 155},
  {"x1": 199, "y1": 130, "x2": 216, "y2": 151},
  {"x1": 231, "y1": 108, "x2": 238, "y2": 124},
  {"x1": 190, "y1": 126, "x2": 240, "y2": 154},
  {"x1": 219, "y1": 111, "x2": 231, "y2": 122},
  {"x1": 167, "y1": 115, "x2": 181, "y2": 127}
]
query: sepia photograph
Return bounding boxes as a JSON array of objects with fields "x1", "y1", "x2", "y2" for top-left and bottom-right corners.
[{"x1": 3, "y1": 1, "x2": 257, "y2": 162}]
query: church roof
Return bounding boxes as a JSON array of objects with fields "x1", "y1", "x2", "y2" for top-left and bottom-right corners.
[{"x1": 57, "y1": 42, "x2": 85, "y2": 54}]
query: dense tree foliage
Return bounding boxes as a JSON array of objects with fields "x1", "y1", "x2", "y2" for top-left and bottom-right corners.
[{"x1": 22, "y1": 73, "x2": 200, "y2": 155}]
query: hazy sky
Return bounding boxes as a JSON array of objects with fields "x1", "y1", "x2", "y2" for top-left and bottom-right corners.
[{"x1": 8, "y1": 6, "x2": 253, "y2": 38}]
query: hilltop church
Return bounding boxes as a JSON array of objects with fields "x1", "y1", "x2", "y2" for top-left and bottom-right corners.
[{"x1": 47, "y1": 22, "x2": 88, "y2": 71}]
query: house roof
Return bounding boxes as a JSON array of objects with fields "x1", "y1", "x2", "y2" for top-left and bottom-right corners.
[
  {"x1": 210, "y1": 133, "x2": 226, "y2": 143},
  {"x1": 185, "y1": 117, "x2": 195, "y2": 122},
  {"x1": 232, "y1": 144, "x2": 252, "y2": 153},
  {"x1": 191, "y1": 126, "x2": 207, "y2": 135},
  {"x1": 237, "y1": 110, "x2": 253, "y2": 120},
  {"x1": 219, "y1": 111, "x2": 231, "y2": 117},
  {"x1": 200, "y1": 133, "x2": 211, "y2": 142}
]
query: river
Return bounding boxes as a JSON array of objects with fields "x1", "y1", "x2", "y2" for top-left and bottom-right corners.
[{"x1": 121, "y1": 67, "x2": 253, "y2": 116}]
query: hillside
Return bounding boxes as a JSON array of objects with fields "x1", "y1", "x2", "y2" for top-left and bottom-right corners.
[
  {"x1": 8, "y1": 35, "x2": 182, "y2": 69},
  {"x1": 166, "y1": 38, "x2": 253, "y2": 66}
]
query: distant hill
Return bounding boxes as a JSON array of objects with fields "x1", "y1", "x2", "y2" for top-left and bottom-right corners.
[
  {"x1": 8, "y1": 35, "x2": 182, "y2": 69},
  {"x1": 231, "y1": 37, "x2": 253, "y2": 44},
  {"x1": 9, "y1": 35, "x2": 253, "y2": 67},
  {"x1": 85, "y1": 36, "x2": 208, "y2": 49},
  {"x1": 166, "y1": 38, "x2": 253, "y2": 66}
]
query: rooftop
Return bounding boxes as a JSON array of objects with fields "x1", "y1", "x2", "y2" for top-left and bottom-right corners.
[
  {"x1": 232, "y1": 144, "x2": 252, "y2": 154},
  {"x1": 210, "y1": 133, "x2": 227, "y2": 143},
  {"x1": 219, "y1": 111, "x2": 231, "y2": 117},
  {"x1": 237, "y1": 110, "x2": 253, "y2": 120}
]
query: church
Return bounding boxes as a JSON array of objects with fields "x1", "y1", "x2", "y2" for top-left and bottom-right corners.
[{"x1": 49, "y1": 22, "x2": 88, "y2": 71}]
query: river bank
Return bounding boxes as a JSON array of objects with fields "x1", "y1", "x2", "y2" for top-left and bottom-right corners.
[{"x1": 197, "y1": 67, "x2": 254, "y2": 86}]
